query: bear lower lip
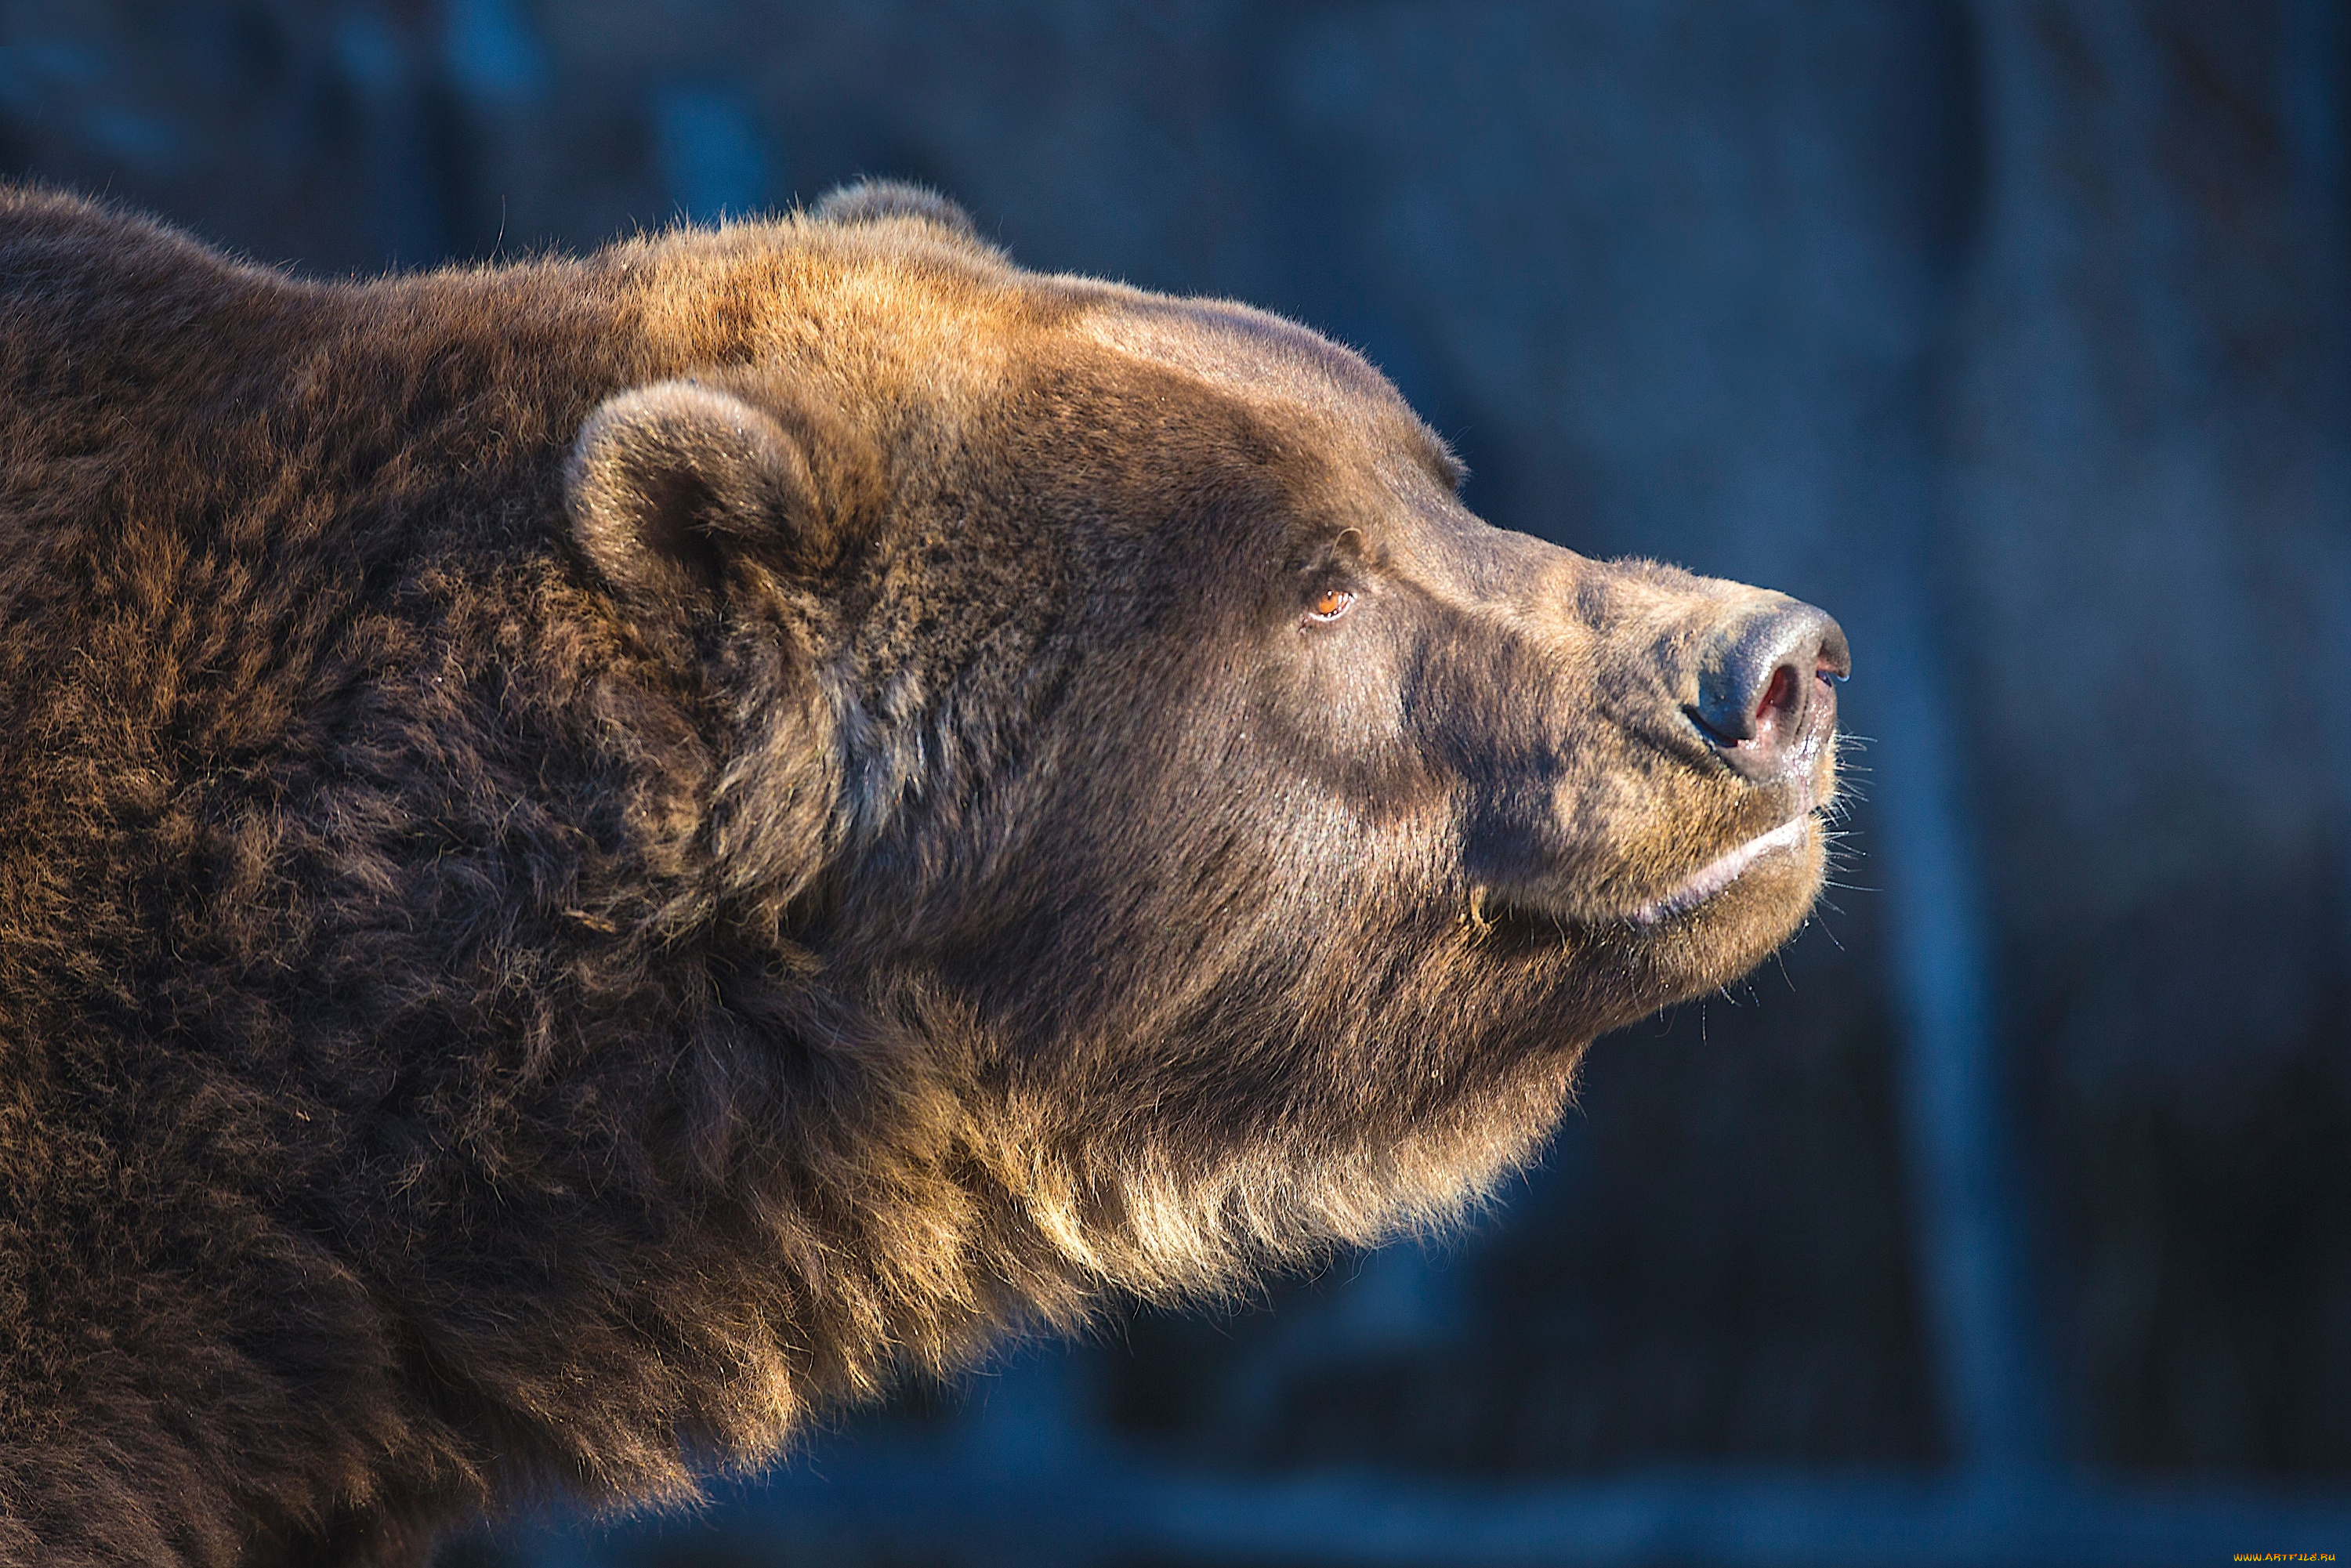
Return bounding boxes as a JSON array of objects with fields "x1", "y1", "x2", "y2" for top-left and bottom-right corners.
[{"x1": 1627, "y1": 813, "x2": 1815, "y2": 928}]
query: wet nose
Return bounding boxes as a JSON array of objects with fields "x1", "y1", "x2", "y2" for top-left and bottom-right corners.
[{"x1": 1687, "y1": 600, "x2": 1850, "y2": 780}]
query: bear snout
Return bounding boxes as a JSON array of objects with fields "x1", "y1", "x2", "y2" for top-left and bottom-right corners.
[{"x1": 1683, "y1": 599, "x2": 1849, "y2": 784}]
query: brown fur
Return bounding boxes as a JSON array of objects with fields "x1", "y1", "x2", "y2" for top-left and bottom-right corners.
[{"x1": 0, "y1": 180, "x2": 1840, "y2": 1564}]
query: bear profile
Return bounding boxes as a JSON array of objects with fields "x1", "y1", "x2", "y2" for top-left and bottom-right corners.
[{"x1": 0, "y1": 179, "x2": 1847, "y2": 1566}]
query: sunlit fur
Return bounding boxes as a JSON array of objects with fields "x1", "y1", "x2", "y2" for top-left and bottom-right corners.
[{"x1": 0, "y1": 180, "x2": 1837, "y2": 1566}]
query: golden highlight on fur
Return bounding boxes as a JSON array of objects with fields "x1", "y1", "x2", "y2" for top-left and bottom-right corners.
[{"x1": 0, "y1": 179, "x2": 1841, "y2": 1566}]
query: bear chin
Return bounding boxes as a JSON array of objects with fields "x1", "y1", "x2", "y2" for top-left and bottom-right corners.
[
  {"x1": 1479, "y1": 813, "x2": 1831, "y2": 1021},
  {"x1": 1621, "y1": 832, "x2": 1830, "y2": 1002}
]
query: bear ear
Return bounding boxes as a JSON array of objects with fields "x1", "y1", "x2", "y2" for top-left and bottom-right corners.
[
  {"x1": 810, "y1": 178, "x2": 982, "y2": 244},
  {"x1": 565, "y1": 379, "x2": 840, "y2": 617}
]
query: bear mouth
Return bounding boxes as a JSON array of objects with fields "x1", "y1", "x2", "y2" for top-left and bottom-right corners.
[
  {"x1": 1471, "y1": 806, "x2": 1825, "y2": 942},
  {"x1": 1624, "y1": 812, "x2": 1816, "y2": 929}
]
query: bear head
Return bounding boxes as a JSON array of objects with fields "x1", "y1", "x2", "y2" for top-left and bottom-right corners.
[{"x1": 561, "y1": 181, "x2": 1849, "y2": 1305}]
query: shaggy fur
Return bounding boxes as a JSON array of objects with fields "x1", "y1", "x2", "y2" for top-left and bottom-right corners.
[{"x1": 0, "y1": 179, "x2": 1843, "y2": 1565}]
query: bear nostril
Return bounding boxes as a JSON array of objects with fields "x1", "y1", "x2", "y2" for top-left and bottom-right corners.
[{"x1": 1687, "y1": 600, "x2": 1847, "y2": 780}]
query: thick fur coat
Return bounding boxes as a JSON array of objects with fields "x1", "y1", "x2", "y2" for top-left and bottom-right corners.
[{"x1": 0, "y1": 181, "x2": 1846, "y2": 1564}]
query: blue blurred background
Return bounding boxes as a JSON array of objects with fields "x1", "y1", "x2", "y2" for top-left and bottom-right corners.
[{"x1": 5, "y1": 3, "x2": 2349, "y2": 1564}]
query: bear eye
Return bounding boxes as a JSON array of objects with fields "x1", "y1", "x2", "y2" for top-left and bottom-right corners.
[{"x1": 1306, "y1": 587, "x2": 1357, "y2": 623}]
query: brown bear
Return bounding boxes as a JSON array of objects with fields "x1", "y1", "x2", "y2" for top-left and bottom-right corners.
[{"x1": 0, "y1": 179, "x2": 1847, "y2": 1565}]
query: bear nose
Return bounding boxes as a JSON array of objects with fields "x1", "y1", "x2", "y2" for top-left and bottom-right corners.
[{"x1": 1686, "y1": 600, "x2": 1850, "y2": 781}]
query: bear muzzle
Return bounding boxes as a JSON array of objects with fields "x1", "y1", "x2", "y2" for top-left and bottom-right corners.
[{"x1": 1460, "y1": 580, "x2": 1850, "y2": 943}]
